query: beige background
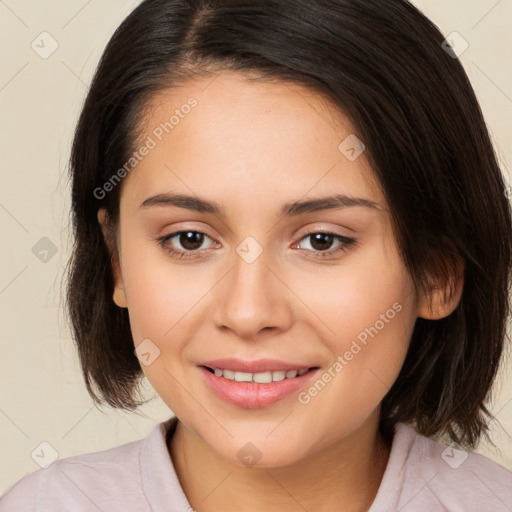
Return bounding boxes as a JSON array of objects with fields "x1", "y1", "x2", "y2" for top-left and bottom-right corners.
[{"x1": 0, "y1": 0, "x2": 511, "y2": 495}]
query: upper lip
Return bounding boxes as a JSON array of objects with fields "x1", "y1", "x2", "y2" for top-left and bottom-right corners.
[{"x1": 198, "y1": 358, "x2": 316, "y2": 373}]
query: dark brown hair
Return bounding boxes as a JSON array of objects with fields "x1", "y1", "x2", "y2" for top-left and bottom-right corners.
[{"x1": 65, "y1": 0, "x2": 512, "y2": 448}]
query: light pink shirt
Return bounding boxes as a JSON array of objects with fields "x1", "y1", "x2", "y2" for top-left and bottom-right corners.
[{"x1": 1, "y1": 416, "x2": 511, "y2": 511}]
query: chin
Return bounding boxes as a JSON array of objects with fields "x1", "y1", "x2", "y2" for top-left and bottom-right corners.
[{"x1": 203, "y1": 432, "x2": 314, "y2": 470}]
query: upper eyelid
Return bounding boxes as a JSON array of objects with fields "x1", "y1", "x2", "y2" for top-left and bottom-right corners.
[
  {"x1": 161, "y1": 227, "x2": 353, "y2": 247},
  {"x1": 160, "y1": 220, "x2": 356, "y2": 239}
]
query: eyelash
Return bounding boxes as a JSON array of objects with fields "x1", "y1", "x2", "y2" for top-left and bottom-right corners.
[{"x1": 155, "y1": 230, "x2": 357, "y2": 260}]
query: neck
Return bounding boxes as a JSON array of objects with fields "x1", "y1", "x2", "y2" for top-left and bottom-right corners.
[{"x1": 169, "y1": 413, "x2": 391, "y2": 512}]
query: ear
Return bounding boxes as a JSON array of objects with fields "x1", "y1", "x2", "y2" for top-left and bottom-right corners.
[
  {"x1": 417, "y1": 257, "x2": 464, "y2": 320},
  {"x1": 97, "y1": 208, "x2": 128, "y2": 308}
]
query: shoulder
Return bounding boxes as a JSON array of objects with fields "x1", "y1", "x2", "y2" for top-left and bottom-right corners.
[
  {"x1": 371, "y1": 422, "x2": 512, "y2": 511},
  {"x1": 0, "y1": 434, "x2": 148, "y2": 511},
  {"x1": 413, "y1": 425, "x2": 512, "y2": 507}
]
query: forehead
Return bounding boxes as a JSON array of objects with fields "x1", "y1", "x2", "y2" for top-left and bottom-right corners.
[{"x1": 120, "y1": 71, "x2": 383, "y2": 211}]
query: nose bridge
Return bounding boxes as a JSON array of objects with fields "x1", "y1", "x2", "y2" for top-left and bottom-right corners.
[{"x1": 212, "y1": 236, "x2": 291, "y2": 338}]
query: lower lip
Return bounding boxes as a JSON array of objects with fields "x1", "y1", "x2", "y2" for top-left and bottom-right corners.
[{"x1": 198, "y1": 366, "x2": 319, "y2": 409}]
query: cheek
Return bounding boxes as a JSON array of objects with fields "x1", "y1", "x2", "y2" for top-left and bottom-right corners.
[
  {"x1": 120, "y1": 245, "x2": 208, "y2": 403},
  {"x1": 119, "y1": 233, "x2": 211, "y2": 342},
  {"x1": 292, "y1": 248, "x2": 415, "y2": 346},
  {"x1": 292, "y1": 255, "x2": 416, "y2": 412}
]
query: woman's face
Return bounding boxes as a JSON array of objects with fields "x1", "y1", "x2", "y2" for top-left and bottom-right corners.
[{"x1": 102, "y1": 71, "x2": 421, "y2": 467}]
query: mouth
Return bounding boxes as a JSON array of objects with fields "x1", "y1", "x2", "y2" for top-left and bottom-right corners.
[
  {"x1": 202, "y1": 365, "x2": 313, "y2": 383},
  {"x1": 197, "y1": 359, "x2": 321, "y2": 409}
]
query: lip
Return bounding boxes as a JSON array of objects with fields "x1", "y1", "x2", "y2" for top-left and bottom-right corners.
[
  {"x1": 198, "y1": 358, "x2": 313, "y2": 373},
  {"x1": 197, "y1": 359, "x2": 320, "y2": 409}
]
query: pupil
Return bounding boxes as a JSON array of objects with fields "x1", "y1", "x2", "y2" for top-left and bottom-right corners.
[
  {"x1": 311, "y1": 233, "x2": 333, "y2": 251},
  {"x1": 181, "y1": 231, "x2": 203, "y2": 250}
]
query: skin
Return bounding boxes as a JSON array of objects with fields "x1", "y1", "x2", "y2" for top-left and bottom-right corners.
[{"x1": 98, "y1": 71, "x2": 463, "y2": 512}]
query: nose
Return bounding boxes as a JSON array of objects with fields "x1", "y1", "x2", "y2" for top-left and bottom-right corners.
[{"x1": 211, "y1": 242, "x2": 293, "y2": 341}]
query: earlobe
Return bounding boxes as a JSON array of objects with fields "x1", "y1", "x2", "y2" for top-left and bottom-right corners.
[
  {"x1": 97, "y1": 208, "x2": 128, "y2": 309},
  {"x1": 417, "y1": 259, "x2": 465, "y2": 320},
  {"x1": 113, "y1": 283, "x2": 128, "y2": 308}
]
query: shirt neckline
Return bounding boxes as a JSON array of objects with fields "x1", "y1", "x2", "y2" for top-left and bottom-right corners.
[
  {"x1": 140, "y1": 415, "x2": 192, "y2": 511},
  {"x1": 367, "y1": 422, "x2": 415, "y2": 510}
]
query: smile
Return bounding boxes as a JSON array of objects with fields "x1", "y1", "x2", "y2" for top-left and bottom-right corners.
[
  {"x1": 198, "y1": 359, "x2": 320, "y2": 408},
  {"x1": 204, "y1": 367, "x2": 310, "y2": 383}
]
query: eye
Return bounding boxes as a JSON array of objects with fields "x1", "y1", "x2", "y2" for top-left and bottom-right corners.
[
  {"x1": 293, "y1": 232, "x2": 357, "y2": 258},
  {"x1": 156, "y1": 230, "x2": 217, "y2": 260},
  {"x1": 156, "y1": 230, "x2": 357, "y2": 260}
]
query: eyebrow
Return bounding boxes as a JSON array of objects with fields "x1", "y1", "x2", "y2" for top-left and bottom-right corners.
[{"x1": 139, "y1": 193, "x2": 380, "y2": 216}]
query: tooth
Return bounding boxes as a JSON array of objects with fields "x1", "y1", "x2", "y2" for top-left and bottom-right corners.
[
  {"x1": 223, "y1": 369, "x2": 235, "y2": 380},
  {"x1": 216, "y1": 368, "x2": 307, "y2": 382},
  {"x1": 272, "y1": 370, "x2": 286, "y2": 381},
  {"x1": 253, "y1": 371, "x2": 272, "y2": 383},
  {"x1": 234, "y1": 371, "x2": 253, "y2": 382}
]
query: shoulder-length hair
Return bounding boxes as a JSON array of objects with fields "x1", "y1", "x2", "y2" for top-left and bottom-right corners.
[{"x1": 65, "y1": 0, "x2": 512, "y2": 448}]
